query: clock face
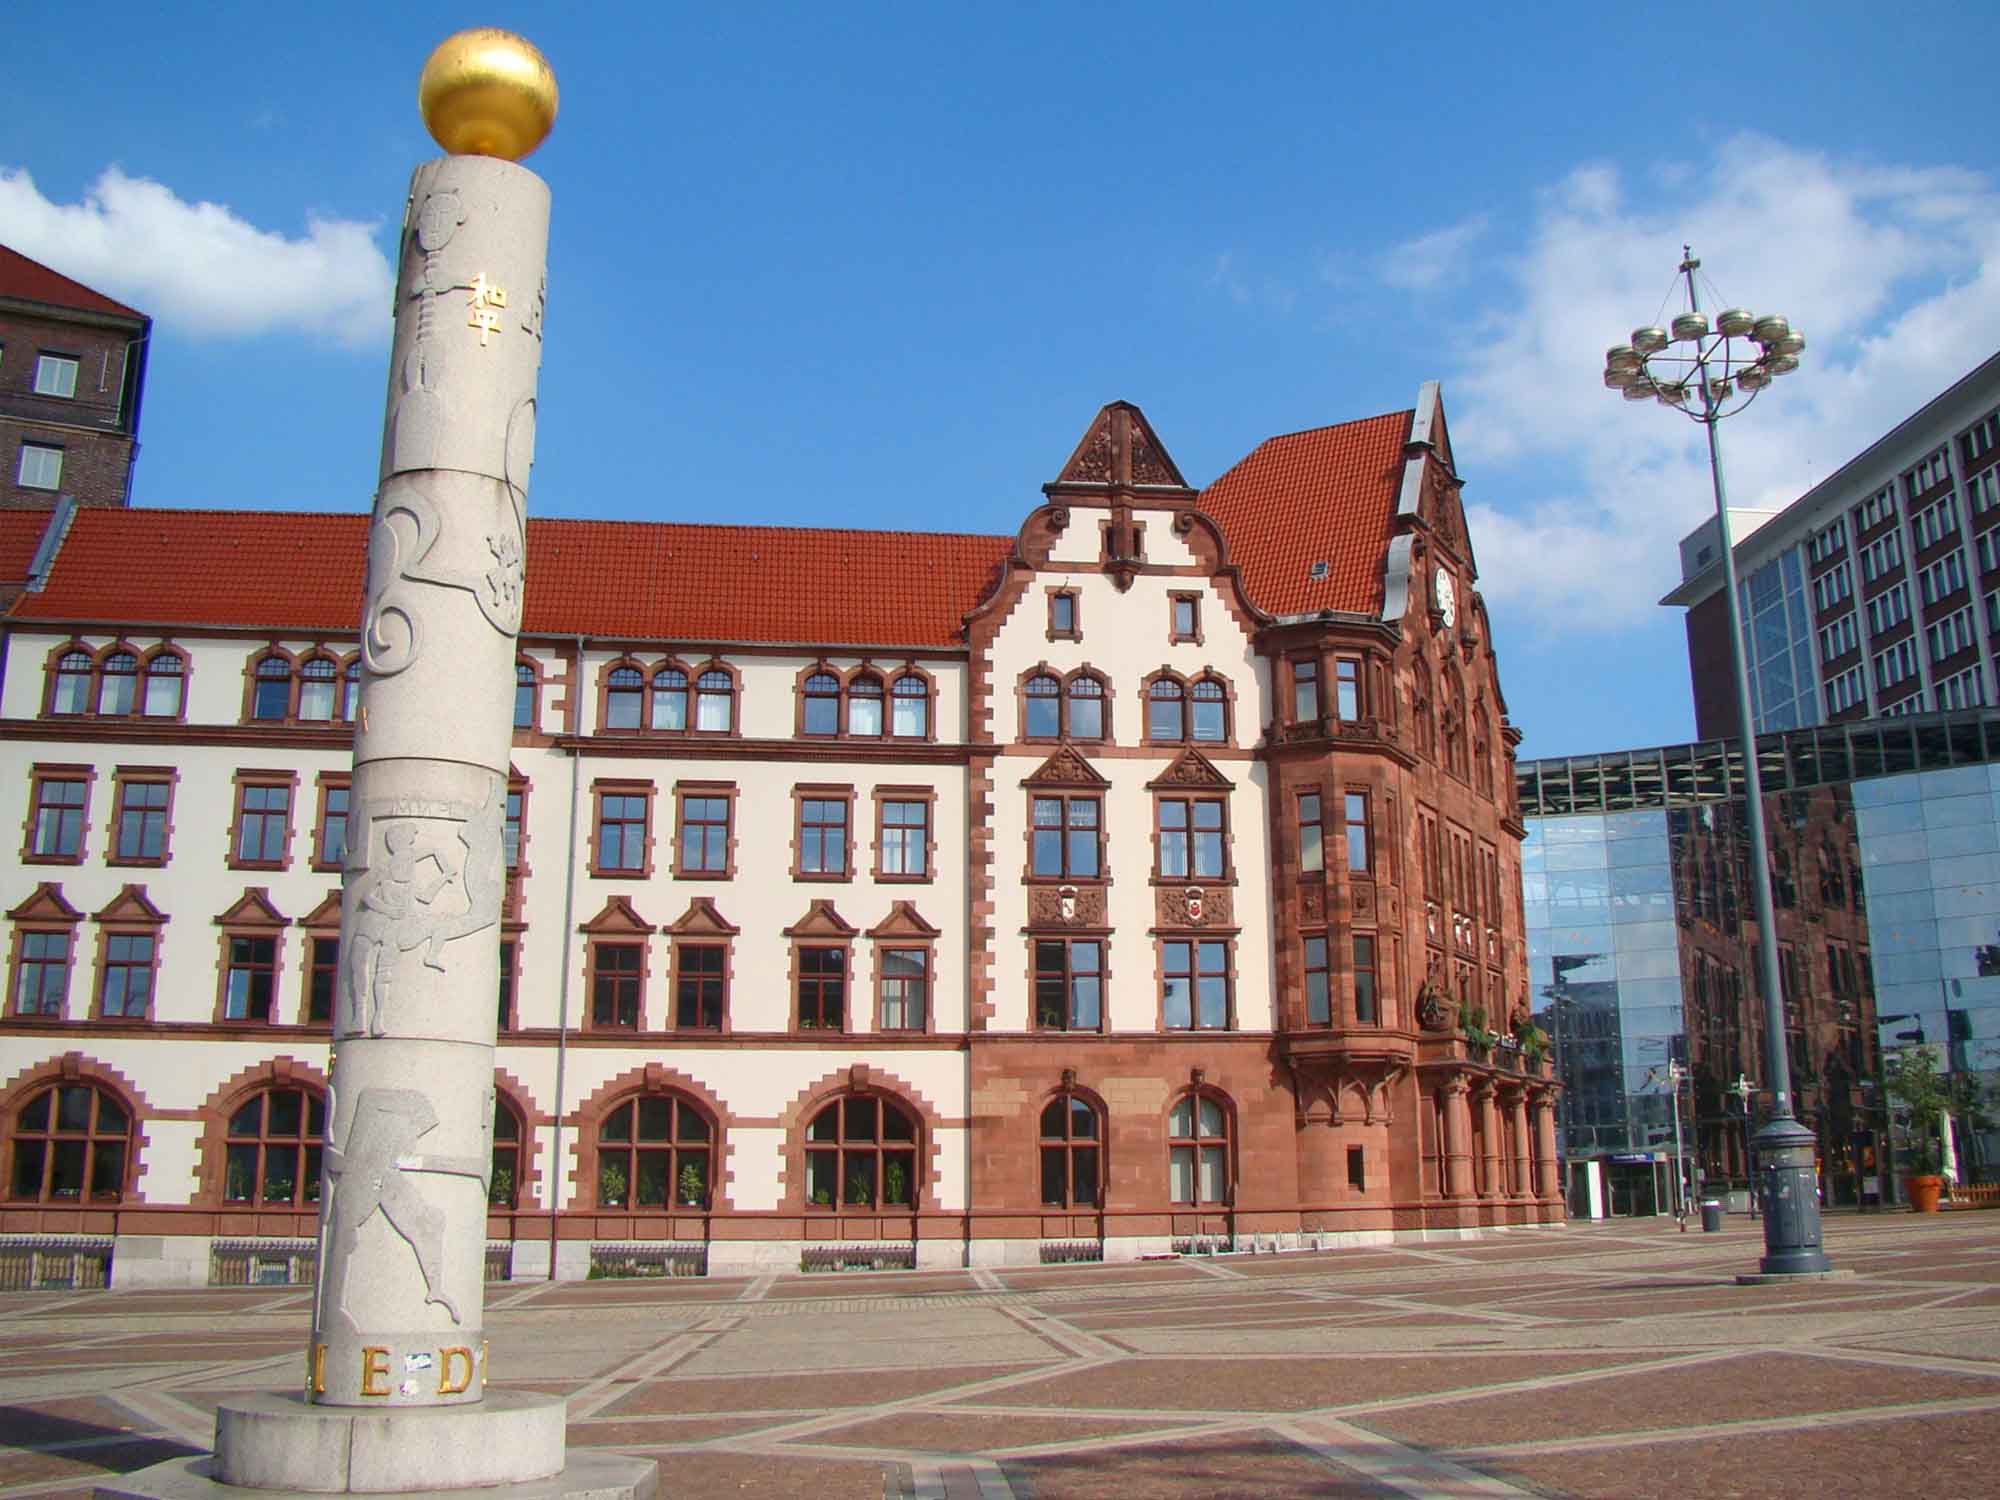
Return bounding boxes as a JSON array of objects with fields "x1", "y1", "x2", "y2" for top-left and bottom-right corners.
[{"x1": 1435, "y1": 569, "x2": 1457, "y2": 628}]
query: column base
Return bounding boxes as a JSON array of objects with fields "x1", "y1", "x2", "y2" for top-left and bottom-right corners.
[{"x1": 96, "y1": 1452, "x2": 655, "y2": 1500}]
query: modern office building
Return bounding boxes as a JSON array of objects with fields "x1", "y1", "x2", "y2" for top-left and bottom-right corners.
[
  {"x1": 1520, "y1": 708, "x2": 2000, "y2": 1217},
  {"x1": 0, "y1": 244, "x2": 150, "y2": 513},
  {"x1": 0, "y1": 386, "x2": 1562, "y2": 1288},
  {"x1": 1664, "y1": 351, "x2": 2000, "y2": 739}
]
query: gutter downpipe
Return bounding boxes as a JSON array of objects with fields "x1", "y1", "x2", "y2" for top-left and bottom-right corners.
[{"x1": 547, "y1": 633, "x2": 586, "y2": 1279}]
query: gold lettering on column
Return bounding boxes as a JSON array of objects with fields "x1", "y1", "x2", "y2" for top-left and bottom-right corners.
[
  {"x1": 308, "y1": 1343, "x2": 327, "y2": 1395},
  {"x1": 360, "y1": 1346, "x2": 392, "y2": 1397},
  {"x1": 437, "y1": 1346, "x2": 475, "y2": 1395}
]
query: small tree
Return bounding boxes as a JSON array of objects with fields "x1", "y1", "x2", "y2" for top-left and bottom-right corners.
[
  {"x1": 677, "y1": 1162, "x2": 706, "y2": 1207},
  {"x1": 1885, "y1": 1046, "x2": 1976, "y2": 1176}
]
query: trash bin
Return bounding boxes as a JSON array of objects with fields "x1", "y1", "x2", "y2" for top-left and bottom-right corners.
[{"x1": 1700, "y1": 1199, "x2": 1724, "y2": 1233}]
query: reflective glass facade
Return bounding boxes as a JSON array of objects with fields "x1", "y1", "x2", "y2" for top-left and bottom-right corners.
[{"x1": 1522, "y1": 708, "x2": 2000, "y2": 1211}]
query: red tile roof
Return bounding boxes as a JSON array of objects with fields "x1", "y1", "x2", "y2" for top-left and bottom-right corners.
[
  {"x1": 9, "y1": 507, "x2": 1013, "y2": 648},
  {"x1": 1198, "y1": 410, "x2": 1411, "y2": 618},
  {"x1": 0, "y1": 244, "x2": 144, "y2": 321},
  {"x1": 0, "y1": 511, "x2": 54, "y2": 586}
]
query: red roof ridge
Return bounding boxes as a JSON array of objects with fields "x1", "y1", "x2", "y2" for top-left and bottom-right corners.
[
  {"x1": 0, "y1": 243, "x2": 145, "y2": 321},
  {"x1": 1230, "y1": 407, "x2": 1416, "y2": 451}
]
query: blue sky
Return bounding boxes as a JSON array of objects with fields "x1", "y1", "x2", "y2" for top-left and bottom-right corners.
[{"x1": 7, "y1": 2, "x2": 2000, "y2": 758}]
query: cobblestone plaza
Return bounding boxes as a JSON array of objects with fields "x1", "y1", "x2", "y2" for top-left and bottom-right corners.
[{"x1": 1, "y1": 1214, "x2": 1995, "y2": 1499}]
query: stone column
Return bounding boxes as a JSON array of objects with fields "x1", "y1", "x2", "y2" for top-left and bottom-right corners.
[
  {"x1": 1477, "y1": 1085, "x2": 1503, "y2": 1202},
  {"x1": 306, "y1": 149, "x2": 547, "y2": 1410},
  {"x1": 1443, "y1": 1081, "x2": 1475, "y2": 1198},
  {"x1": 1508, "y1": 1090, "x2": 1533, "y2": 1199},
  {"x1": 1533, "y1": 1092, "x2": 1560, "y2": 1199}
]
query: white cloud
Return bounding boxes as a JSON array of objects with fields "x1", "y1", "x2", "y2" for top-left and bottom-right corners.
[
  {"x1": 1379, "y1": 214, "x2": 1489, "y2": 291},
  {"x1": 1449, "y1": 135, "x2": 2000, "y2": 633},
  {"x1": 0, "y1": 166, "x2": 392, "y2": 348}
]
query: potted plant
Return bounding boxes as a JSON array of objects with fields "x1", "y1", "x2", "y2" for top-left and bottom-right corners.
[
  {"x1": 488, "y1": 1164, "x2": 515, "y2": 1208},
  {"x1": 599, "y1": 1160, "x2": 629, "y2": 1209},
  {"x1": 1515, "y1": 1019, "x2": 1551, "y2": 1069},
  {"x1": 1886, "y1": 1046, "x2": 1951, "y2": 1212},
  {"x1": 677, "y1": 1162, "x2": 706, "y2": 1208},
  {"x1": 1461, "y1": 1002, "x2": 1496, "y2": 1060}
]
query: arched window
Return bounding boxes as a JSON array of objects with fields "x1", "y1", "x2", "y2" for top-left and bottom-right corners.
[
  {"x1": 803, "y1": 671, "x2": 841, "y2": 735},
  {"x1": 1413, "y1": 665, "x2": 1435, "y2": 758},
  {"x1": 297, "y1": 657, "x2": 338, "y2": 721},
  {"x1": 651, "y1": 667, "x2": 688, "y2": 730},
  {"x1": 339, "y1": 659, "x2": 362, "y2": 722},
  {"x1": 1191, "y1": 677, "x2": 1228, "y2": 742},
  {"x1": 604, "y1": 665, "x2": 644, "y2": 731},
  {"x1": 7, "y1": 1083, "x2": 131, "y2": 1203},
  {"x1": 1147, "y1": 677, "x2": 1186, "y2": 742},
  {"x1": 514, "y1": 662, "x2": 538, "y2": 730},
  {"x1": 805, "y1": 1093, "x2": 917, "y2": 1210},
  {"x1": 223, "y1": 1086, "x2": 325, "y2": 1207},
  {"x1": 490, "y1": 1094, "x2": 524, "y2": 1208},
  {"x1": 596, "y1": 1092, "x2": 711, "y2": 1209},
  {"x1": 695, "y1": 670, "x2": 735, "y2": 733},
  {"x1": 51, "y1": 651, "x2": 93, "y2": 715},
  {"x1": 1066, "y1": 674, "x2": 1105, "y2": 740},
  {"x1": 1444, "y1": 678, "x2": 1467, "y2": 778},
  {"x1": 1474, "y1": 707, "x2": 1493, "y2": 797},
  {"x1": 251, "y1": 655, "x2": 292, "y2": 721},
  {"x1": 848, "y1": 673, "x2": 885, "y2": 736},
  {"x1": 1167, "y1": 1091, "x2": 1231, "y2": 1206},
  {"x1": 892, "y1": 674, "x2": 929, "y2": 737},
  {"x1": 97, "y1": 651, "x2": 138, "y2": 715},
  {"x1": 142, "y1": 651, "x2": 186, "y2": 718},
  {"x1": 1039, "y1": 1092, "x2": 1101, "y2": 1208},
  {"x1": 1024, "y1": 673, "x2": 1061, "y2": 738}
]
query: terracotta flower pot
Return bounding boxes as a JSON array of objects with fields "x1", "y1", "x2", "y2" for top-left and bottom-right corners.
[{"x1": 1904, "y1": 1174, "x2": 1945, "y2": 1213}]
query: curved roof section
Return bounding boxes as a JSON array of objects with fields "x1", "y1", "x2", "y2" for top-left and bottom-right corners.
[
  {"x1": 1198, "y1": 409, "x2": 1410, "y2": 618},
  {"x1": 11, "y1": 508, "x2": 1012, "y2": 648}
]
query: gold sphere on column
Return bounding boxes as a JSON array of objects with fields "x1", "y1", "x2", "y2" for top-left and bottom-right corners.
[{"x1": 418, "y1": 28, "x2": 559, "y2": 160}]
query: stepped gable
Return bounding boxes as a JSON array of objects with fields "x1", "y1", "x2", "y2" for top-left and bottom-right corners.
[
  {"x1": 9, "y1": 507, "x2": 1013, "y2": 649},
  {"x1": 0, "y1": 243, "x2": 143, "y2": 319},
  {"x1": 1197, "y1": 409, "x2": 1411, "y2": 618}
]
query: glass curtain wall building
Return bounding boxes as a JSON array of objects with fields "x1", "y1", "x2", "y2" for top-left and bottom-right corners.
[{"x1": 1521, "y1": 708, "x2": 2000, "y2": 1217}]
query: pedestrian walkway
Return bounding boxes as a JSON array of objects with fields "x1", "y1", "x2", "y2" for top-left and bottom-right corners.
[{"x1": 0, "y1": 1215, "x2": 1994, "y2": 1499}]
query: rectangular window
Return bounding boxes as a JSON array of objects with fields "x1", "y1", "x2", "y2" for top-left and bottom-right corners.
[
  {"x1": 1034, "y1": 938, "x2": 1102, "y2": 1030},
  {"x1": 1162, "y1": 938, "x2": 1230, "y2": 1029},
  {"x1": 1156, "y1": 796, "x2": 1225, "y2": 879},
  {"x1": 796, "y1": 946, "x2": 846, "y2": 1029},
  {"x1": 17, "y1": 443, "x2": 62, "y2": 490},
  {"x1": 590, "y1": 942, "x2": 642, "y2": 1029},
  {"x1": 1170, "y1": 593, "x2": 1200, "y2": 642},
  {"x1": 1049, "y1": 590, "x2": 1079, "y2": 639},
  {"x1": 232, "y1": 781, "x2": 292, "y2": 866},
  {"x1": 112, "y1": 776, "x2": 170, "y2": 863},
  {"x1": 307, "y1": 936, "x2": 338, "y2": 1024},
  {"x1": 1032, "y1": 795, "x2": 1101, "y2": 879},
  {"x1": 673, "y1": 943, "x2": 725, "y2": 1030},
  {"x1": 1354, "y1": 934, "x2": 1378, "y2": 1024},
  {"x1": 314, "y1": 779, "x2": 350, "y2": 870},
  {"x1": 1298, "y1": 791, "x2": 1323, "y2": 874},
  {"x1": 1293, "y1": 659, "x2": 1319, "y2": 721},
  {"x1": 1303, "y1": 934, "x2": 1330, "y2": 1025},
  {"x1": 14, "y1": 931, "x2": 70, "y2": 1016},
  {"x1": 594, "y1": 788, "x2": 649, "y2": 873},
  {"x1": 33, "y1": 353, "x2": 79, "y2": 398},
  {"x1": 1347, "y1": 1145, "x2": 1366, "y2": 1192},
  {"x1": 28, "y1": 773, "x2": 88, "y2": 861},
  {"x1": 1335, "y1": 657, "x2": 1361, "y2": 721},
  {"x1": 797, "y1": 792, "x2": 851, "y2": 877},
  {"x1": 880, "y1": 949, "x2": 929, "y2": 1030},
  {"x1": 878, "y1": 797, "x2": 930, "y2": 879},
  {"x1": 223, "y1": 936, "x2": 277, "y2": 1021},
  {"x1": 99, "y1": 932, "x2": 154, "y2": 1019},
  {"x1": 497, "y1": 938, "x2": 517, "y2": 1030},
  {"x1": 676, "y1": 789, "x2": 732, "y2": 876},
  {"x1": 504, "y1": 786, "x2": 524, "y2": 870},
  {"x1": 1344, "y1": 791, "x2": 1371, "y2": 873}
]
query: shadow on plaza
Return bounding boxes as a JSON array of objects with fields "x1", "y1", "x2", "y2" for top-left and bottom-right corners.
[{"x1": 0, "y1": 1406, "x2": 201, "y2": 1473}]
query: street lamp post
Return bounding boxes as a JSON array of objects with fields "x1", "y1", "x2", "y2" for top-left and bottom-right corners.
[{"x1": 1604, "y1": 250, "x2": 1832, "y2": 1275}]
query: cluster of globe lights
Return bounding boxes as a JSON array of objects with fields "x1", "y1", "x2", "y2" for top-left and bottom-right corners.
[{"x1": 1603, "y1": 306, "x2": 1807, "y2": 419}]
